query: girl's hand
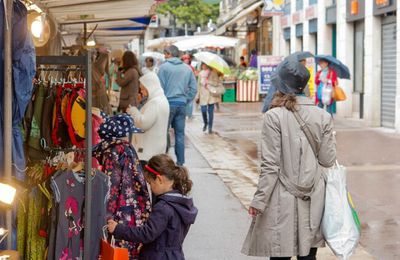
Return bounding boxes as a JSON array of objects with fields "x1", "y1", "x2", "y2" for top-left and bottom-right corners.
[
  {"x1": 107, "y1": 219, "x2": 118, "y2": 234},
  {"x1": 248, "y1": 206, "x2": 261, "y2": 217}
]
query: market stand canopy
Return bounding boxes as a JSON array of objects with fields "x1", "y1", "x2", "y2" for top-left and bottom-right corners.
[
  {"x1": 146, "y1": 35, "x2": 239, "y2": 50},
  {"x1": 31, "y1": 0, "x2": 155, "y2": 48},
  {"x1": 174, "y1": 35, "x2": 239, "y2": 51}
]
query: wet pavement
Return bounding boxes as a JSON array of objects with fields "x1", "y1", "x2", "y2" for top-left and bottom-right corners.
[{"x1": 185, "y1": 102, "x2": 400, "y2": 259}]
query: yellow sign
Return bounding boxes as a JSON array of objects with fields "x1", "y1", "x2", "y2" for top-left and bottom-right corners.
[{"x1": 273, "y1": 0, "x2": 284, "y2": 5}]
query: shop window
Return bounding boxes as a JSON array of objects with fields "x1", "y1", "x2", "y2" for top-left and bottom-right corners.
[
  {"x1": 283, "y1": 28, "x2": 291, "y2": 40},
  {"x1": 259, "y1": 18, "x2": 273, "y2": 55},
  {"x1": 296, "y1": 0, "x2": 303, "y2": 11},
  {"x1": 284, "y1": 0, "x2": 291, "y2": 15},
  {"x1": 309, "y1": 0, "x2": 317, "y2": 5}
]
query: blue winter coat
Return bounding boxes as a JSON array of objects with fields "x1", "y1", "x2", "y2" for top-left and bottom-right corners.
[
  {"x1": 157, "y1": 58, "x2": 197, "y2": 106},
  {"x1": 113, "y1": 191, "x2": 198, "y2": 260}
]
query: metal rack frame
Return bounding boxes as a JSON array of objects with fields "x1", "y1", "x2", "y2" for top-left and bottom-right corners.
[{"x1": 36, "y1": 55, "x2": 93, "y2": 260}]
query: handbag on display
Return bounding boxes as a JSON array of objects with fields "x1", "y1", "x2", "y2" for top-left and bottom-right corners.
[{"x1": 100, "y1": 226, "x2": 129, "y2": 260}]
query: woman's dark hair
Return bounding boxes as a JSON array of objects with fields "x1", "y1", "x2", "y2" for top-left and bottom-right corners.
[
  {"x1": 240, "y1": 56, "x2": 245, "y2": 60},
  {"x1": 122, "y1": 51, "x2": 142, "y2": 75},
  {"x1": 145, "y1": 57, "x2": 154, "y2": 65},
  {"x1": 270, "y1": 91, "x2": 298, "y2": 112},
  {"x1": 251, "y1": 49, "x2": 257, "y2": 55},
  {"x1": 146, "y1": 154, "x2": 193, "y2": 195}
]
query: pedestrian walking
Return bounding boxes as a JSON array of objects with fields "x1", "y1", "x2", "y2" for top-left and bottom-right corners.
[
  {"x1": 182, "y1": 54, "x2": 196, "y2": 119},
  {"x1": 242, "y1": 59, "x2": 336, "y2": 259},
  {"x1": 195, "y1": 64, "x2": 223, "y2": 134},
  {"x1": 158, "y1": 45, "x2": 197, "y2": 166},
  {"x1": 107, "y1": 154, "x2": 198, "y2": 260},
  {"x1": 92, "y1": 52, "x2": 112, "y2": 115},
  {"x1": 249, "y1": 49, "x2": 258, "y2": 68},
  {"x1": 262, "y1": 51, "x2": 313, "y2": 113},
  {"x1": 315, "y1": 58, "x2": 338, "y2": 115},
  {"x1": 239, "y1": 56, "x2": 247, "y2": 71},
  {"x1": 142, "y1": 57, "x2": 158, "y2": 75},
  {"x1": 116, "y1": 51, "x2": 142, "y2": 112},
  {"x1": 108, "y1": 49, "x2": 123, "y2": 111},
  {"x1": 127, "y1": 72, "x2": 170, "y2": 162}
]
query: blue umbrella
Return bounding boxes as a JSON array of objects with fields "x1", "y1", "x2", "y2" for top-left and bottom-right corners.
[{"x1": 315, "y1": 55, "x2": 350, "y2": 79}]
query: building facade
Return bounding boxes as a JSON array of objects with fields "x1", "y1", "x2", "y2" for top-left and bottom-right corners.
[
  {"x1": 273, "y1": 0, "x2": 400, "y2": 131},
  {"x1": 216, "y1": 0, "x2": 274, "y2": 63}
]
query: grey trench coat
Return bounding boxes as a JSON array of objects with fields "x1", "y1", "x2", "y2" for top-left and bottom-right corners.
[{"x1": 242, "y1": 96, "x2": 336, "y2": 257}]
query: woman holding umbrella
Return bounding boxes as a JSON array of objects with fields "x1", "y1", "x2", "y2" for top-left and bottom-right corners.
[
  {"x1": 195, "y1": 64, "x2": 224, "y2": 134},
  {"x1": 315, "y1": 58, "x2": 338, "y2": 114},
  {"x1": 315, "y1": 55, "x2": 350, "y2": 115}
]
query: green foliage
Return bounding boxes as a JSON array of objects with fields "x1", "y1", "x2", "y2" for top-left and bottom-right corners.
[{"x1": 157, "y1": 0, "x2": 220, "y2": 27}]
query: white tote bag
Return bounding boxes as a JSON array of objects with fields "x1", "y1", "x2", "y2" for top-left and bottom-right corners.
[{"x1": 322, "y1": 162, "x2": 361, "y2": 260}]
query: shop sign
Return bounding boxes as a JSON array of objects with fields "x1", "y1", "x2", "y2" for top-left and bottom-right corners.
[
  {"x1": 292, "y1": 11, "x2": 303, "y2": 25},
  {"x1": 148, "y1": 15, "x2": 159, "y2": 28},
  {"x1": 305, "y1": 5, "x2": 317, "y2": 20},
  {"x1": 376, "y1": 0, "x2": 390, "y2": 8},
  {"x1": 306, "y1": 58, "x2": 316, "y2": 97},
  {"x1": 262, "y1": 0, "x2": 285, "y2": 17},
  {"x1": 258, "y1": 56, "x2": 284, "y2": 94},
  {"x1": 281, "y1": 15, "x2": 290, "y2": 28}
]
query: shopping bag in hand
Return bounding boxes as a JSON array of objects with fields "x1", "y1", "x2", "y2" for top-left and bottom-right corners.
[
  {"x1": 100, "y1": 226, "x2": 129, "y2": 260},
  {"x1": 322, "y1": 161, "x2": 361, "y2": 260},
  {"x1": 333, "y1": 86, "x2": 347, "y2": 101}
]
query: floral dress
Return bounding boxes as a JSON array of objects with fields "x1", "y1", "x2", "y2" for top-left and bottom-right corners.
[{"x1": 93, "y1": 139, "x2": 151, "y2": 259}]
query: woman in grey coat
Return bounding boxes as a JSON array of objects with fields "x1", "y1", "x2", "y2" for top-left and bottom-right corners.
[{"x1": 242, "y1": 59, "x2": 336, "y2": 259}]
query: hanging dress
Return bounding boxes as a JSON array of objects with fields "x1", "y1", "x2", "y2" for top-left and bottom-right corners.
[{"x1": 93, "y1": 139, "x2": 151, "y2": 259}]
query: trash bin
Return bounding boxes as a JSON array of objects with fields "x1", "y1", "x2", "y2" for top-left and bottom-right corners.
[{"x1": 222, "y1": 81, "x2": 236, "y2": 103}]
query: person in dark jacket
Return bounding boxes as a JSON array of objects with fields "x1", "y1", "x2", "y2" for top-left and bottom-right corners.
[{"x1": 108, "y1": 154, "x2": 198, "y2": 260}]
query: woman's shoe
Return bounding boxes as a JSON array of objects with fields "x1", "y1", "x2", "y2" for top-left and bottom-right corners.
[{"x1": 203, "y1": 124, "x2": 208, "y2": 132}]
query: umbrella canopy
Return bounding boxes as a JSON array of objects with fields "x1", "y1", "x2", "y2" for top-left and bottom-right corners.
[
  {"x1": 315, "y1": 55, "x2": 351, "y2": 79},
  {"x1": 285, "y1": 51, "x2": 314, "y2": 62},
  {"x1": 142, "y1": 52, "x2": 165, "y2": 61},
  {"x1": 193, "y1": 52, "x2": 231, "y2": 75},
  {"x1": 174, "y1": 35, "x2": 239, "y2": 51}
]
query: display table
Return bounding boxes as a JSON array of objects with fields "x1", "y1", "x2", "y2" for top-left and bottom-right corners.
[{"x1": 236, "y1": 80, "x2": 259, "y2": 102}]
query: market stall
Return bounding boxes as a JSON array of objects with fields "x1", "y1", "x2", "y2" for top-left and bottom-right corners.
[
  {"x1": 1, "y1": 1, "x2": 155, "y2": 259},
  {"x1": 233, "y1": 68, "x2": 260, "y2": 102}
]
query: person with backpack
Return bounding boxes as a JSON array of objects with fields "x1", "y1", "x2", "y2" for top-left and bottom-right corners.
[{"x1": 242, "y1": 59, "x2": 336, "y2": 260}]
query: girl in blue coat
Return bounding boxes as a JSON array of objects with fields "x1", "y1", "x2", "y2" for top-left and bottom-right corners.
[{"x1": 107, "y1": 154, "x2": 198, "y2": 260}]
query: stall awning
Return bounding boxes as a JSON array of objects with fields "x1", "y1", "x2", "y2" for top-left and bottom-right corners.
[
  {"x1": 31, "y1": 0, "x2": 155, "y2": 48},
  {"x1": 215, "y1": 0, "x2": 263, "y2": 35}
]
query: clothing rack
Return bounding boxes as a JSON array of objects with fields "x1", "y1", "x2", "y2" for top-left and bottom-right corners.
[{"x1": 36, "y1": 55, "x2": 93, "y2": 260}]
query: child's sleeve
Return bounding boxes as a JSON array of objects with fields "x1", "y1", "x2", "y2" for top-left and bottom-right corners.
[{"x1": 113, "y1": 203, "x2": 170, "y2": 244}]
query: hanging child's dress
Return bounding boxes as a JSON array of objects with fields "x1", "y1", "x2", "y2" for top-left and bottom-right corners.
[{"x1": 93, "y1": 139, "x2": 151, "y2": 259}]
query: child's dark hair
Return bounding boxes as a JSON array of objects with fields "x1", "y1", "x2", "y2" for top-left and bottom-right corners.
[{"x1": 146, "y1": 154, "x2": 193, "y2": 195}]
